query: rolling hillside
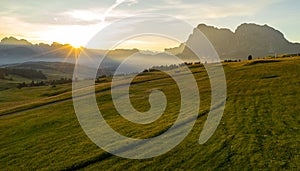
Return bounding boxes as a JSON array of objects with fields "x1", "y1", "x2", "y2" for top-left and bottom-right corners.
[{"x1": 0, "y1": 56, "x2": 299, "y2": 170}]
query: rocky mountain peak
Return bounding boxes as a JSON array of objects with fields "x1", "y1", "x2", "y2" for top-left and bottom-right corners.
[{"x1": 0, "y1": 36, "x2": 32, "y2": 45}]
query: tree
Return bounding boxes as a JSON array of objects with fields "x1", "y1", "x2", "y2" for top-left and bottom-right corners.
[
  {"x1": 17, "y1": 83, "x2": 23, "y2": 89},
  {"x1": 248, "y1": 55, "x2": 253, "y2": 60},
  {"x1": 17, "y1": 82, "x2": 27, "y2": 89},
  {"x1": 30, "y1": 80, "x2": 35, "y2": 87}
]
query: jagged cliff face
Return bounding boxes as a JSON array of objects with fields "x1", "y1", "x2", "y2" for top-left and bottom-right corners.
[{"x1": 178, "y1": 23, "x2": 300, "y2": 60}]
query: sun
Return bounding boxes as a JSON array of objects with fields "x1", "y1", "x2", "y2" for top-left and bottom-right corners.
[{"x1": 71, "y1": 42, "x2": 82, "y2": 48}]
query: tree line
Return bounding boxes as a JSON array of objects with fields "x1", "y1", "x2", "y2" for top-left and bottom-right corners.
[{"x1": 17, "y1": 78, "x2": 73, "y2": 89}]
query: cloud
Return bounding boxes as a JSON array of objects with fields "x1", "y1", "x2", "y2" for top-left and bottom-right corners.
[
  {"x1": 60, "y1": 0, "x2": 139, "y2": 24},
  {"x1": 0, "y1": 1, "x2": 117, "y2": 25},
  {"x1": 102, "y1": 0, "x2": 139, "y2": 22},
  {"x1": 1, "y1": 0, "x2": 297, "y2": 47},
  {"x1": 148, "y1": 0, "x2": 279, "y2": 21},
  {"x1": 62, "y1": 9, "x2": 104, "y2": 23},
  {"x1": 163, "y1": 0, "x2": 182, "y2": 5},
  {"x1": 0, "y1": 0, "x2": 141, "y2": 46}
]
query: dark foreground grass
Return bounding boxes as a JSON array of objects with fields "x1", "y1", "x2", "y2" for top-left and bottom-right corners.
[{"x1": 0, "y1": 57, "x2": 300, "y2": 170}]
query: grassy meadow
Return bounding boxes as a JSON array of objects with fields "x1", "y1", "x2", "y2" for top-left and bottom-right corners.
[{"x1": 0, "y1": 57, "x2": 299, "y2": 170}]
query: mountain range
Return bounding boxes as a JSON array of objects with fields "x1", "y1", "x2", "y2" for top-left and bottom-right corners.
[
  {"x1": 0, "y1": 38, "x2": 178, "y2": 74},
  {"x1": 166, "y1": 23, "x2": 300, "y2": 60},
  {"x1": 1, "y1": 23, "x2": 300, "y2": 70}
]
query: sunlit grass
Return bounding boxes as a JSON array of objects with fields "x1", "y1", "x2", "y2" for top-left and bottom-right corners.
[{"x1": 0, "y1": 57, "x2": 299, "y2": 170}]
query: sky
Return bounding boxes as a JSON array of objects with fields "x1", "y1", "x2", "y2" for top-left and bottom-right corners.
[{"x1": 0, "y1": 0, "x2": 299, "y2": 51}]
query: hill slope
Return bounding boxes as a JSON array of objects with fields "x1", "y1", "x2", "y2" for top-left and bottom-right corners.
[{"x1": 0, "y1": 57, "x2": 299, "y2": 170}]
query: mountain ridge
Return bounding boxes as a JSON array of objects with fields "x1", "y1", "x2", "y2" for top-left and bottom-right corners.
[
  {"x1": 0, "y1": 36, "x2": 33, "y2": 46},
  {"x1": 2, "y1": 23, "x2": 300, "y2": 62},
  {"x1": 167, "y1": 23, "x2": 300, "y2": 60}
]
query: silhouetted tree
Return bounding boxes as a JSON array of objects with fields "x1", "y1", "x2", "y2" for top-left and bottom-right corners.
[
  {"x1": 17, "y1": 82, "x2": 27, "y2": 89},
  {"x1": 30, "y1": 80, "x2": 35, "y2": 87},
  {"x1": 17, "y1": 83, "x2": 23, "y2": 89},
  {"x1": 248, "y1": 55, "x2": 253, "y2": 60}
]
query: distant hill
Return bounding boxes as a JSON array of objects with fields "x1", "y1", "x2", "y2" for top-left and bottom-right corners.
[
  {"x1": 0, "y1": 67, "x2": 46, "y2": 80},
  {"x1": 169, "y1": 23, "x2": 300, "y2": 60},
  {"x1": 1, "y1": 61, "x2": 112, "y2": 80},
  {"x1": 0, "y1": 37, "x2": 181, "y2": 74},
  {"x1": 0, "y1": 37, "x2": 145, "y2": 69},
  {"x1": 0, "y1": 39, "x2": 77, "y2": 65}
]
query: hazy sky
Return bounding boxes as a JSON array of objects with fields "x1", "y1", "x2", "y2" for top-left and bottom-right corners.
[{"x1": 0, "y1": 0, "x2": 299, "y2": 51}]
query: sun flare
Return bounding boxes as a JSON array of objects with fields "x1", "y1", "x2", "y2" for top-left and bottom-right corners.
[{"x1": 70, "y1": 42, "x2": 83, "y2": 49}]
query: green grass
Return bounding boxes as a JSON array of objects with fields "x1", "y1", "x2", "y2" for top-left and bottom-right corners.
[
  {"x1": 0, "y1": 57, "x2": 300, "y2": 170},
  {"x1": 0, "y1": 74, "x2": 32, "y2": 91},
  {"x1": 0, "y1": 84, "x2": 72, "y2": 114}
]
